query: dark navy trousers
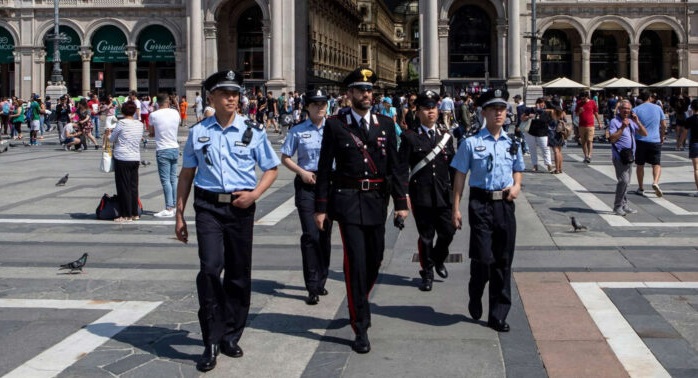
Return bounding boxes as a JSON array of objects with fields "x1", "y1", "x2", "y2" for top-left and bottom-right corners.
[{"x1": 194, "y1": 194, "x2": 255, "y2": 345}]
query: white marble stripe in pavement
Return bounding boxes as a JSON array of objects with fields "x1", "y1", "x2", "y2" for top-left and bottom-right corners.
[
  {"x1": 1, "y1": 299, "x2": 162, "y2": 378},
  {"x1": 587, "y1": 164, "x2": 698, "y2": 216},
  {"x1": 571, "y1": 282, "x2": 671, "y2": 378},
  {"x1": 255, "y1": 196, "x2": 296, "y2": 225}
]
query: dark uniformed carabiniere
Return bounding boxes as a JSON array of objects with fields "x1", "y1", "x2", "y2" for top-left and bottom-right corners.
[
  {"x1": 281, "y1": 89, "x2": 332, "y2": 306},
  {"x1": 451, "y1": 89, "x2": 525, "y2": 332},
  {"x1": 314, "y1": 68, "x2": 409, "y2": 353},
  {"x1": 175, "y1": 69, "x2": 280, "y2": 372},
  {"x1": 399, "y1": 91, "x2": 456, "y2": 292}
]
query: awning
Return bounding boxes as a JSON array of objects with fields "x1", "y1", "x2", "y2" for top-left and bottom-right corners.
[
  {"x1": 542, "y1": 77, "x2": 587, "y2": 89},
  {"x1": 92, "y1": 25, "x2": 127, "y2": 63},
  {"x1": 137, "y1": 25, "x2": 175, "y2": 62},
  {"x1": 44, "y1": 26, "x2": 81, "y2": 63},
  {"x1": 0, "y1": 27, "x2": 15, "y2": 64},
  {"x1": 665, "y1": 77, "x2": 698, "y2": 88},
  {"x1": 649, "y1": 77, "x2": 678, "y2": 87},
  {"x1": 601, "y1": 77, "x2": 646, "y2": 89}
]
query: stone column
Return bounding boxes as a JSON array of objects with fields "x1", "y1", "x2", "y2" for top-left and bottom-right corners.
[
  {"x1": 437, "y1": 20, "x2": 449, "y2": 85},
  {"x1": 13, "y1": 51, "x2": 20, "y2": 98},
  {"x1": 266, "y1": 0, "x2": 287, "y2": 91},
  {"x1": 35, "y1": 49, "x2": 46, "y2": 97},
  {"x1": 126, "y1": 47, "x2": 138, "y2": 92},
  {"x1": 421, "y1": 0, "x2": 440, "y2": 91},
  {"x1": 79, "y1": 48, "x2": 93, "y2": 96},
  {"x1": 204, "y1": 21, "x2": 218, "y2": 76},
  {"x1": 188, "y1": 0, "x2": 202, "y2": 81},
  {"x1": 262, "y1": 20, "x2": 271, "y2": 81},
  {"x1": 581, "y1": 43, "x2": 591, "y2": 86},
  {"x1": 507, "y1": 0, "x2": 521, "y2": 80},
  {"x1": 496, "y1": 21, "x2": 507, "y2": 79},
  {"x1": 629, "y1": 43, "x2": 639, "y2": 83}
]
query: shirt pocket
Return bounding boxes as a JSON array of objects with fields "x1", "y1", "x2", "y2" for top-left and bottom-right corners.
[{"x1": 473, "y1": 150, "x2": 490, "y2": 171}]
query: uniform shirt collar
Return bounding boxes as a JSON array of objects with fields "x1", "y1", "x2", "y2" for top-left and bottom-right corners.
[
  {"x1": 202, "y1": 113, "x2": 244, "y2": 131},
  {"x1": 478, "y1": 126, "x2": 511, "y2": 141},
  {"x1": 420, "y1": 125, "x2": 438, "y2": 135},
  {"x1": 351, "y1": 109, "x2": 371, "y2": 127}
]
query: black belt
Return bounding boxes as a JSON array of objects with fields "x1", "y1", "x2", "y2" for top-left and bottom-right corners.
[
  {"x1": 195, "y1": 187, "x2": 240, "y2": 204},
  {"x1": 470, "y1": 187, "x2": 506, "y2": 201},
  {"x1": 334, "y1": 177, "x2": 385, "y2": 191}
]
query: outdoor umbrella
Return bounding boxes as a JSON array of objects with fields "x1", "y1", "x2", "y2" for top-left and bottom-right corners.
[
  {"x1": 602, "y1": 77, "x2": 646, "y2": 88},
  {"x1": 649, "y1": 77, "x2": 677, "y2": 87},
  {"x1": 665, "y1": 77, "x2": 698, "y2": 88},
  {"x1": 542, "y1": 77, "x2": 587, "y2": 89}
]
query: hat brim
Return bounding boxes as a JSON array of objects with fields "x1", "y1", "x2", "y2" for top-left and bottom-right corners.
[
  {"x1": 208, "y1": 83, "x2": 242, "y2": 93},
  {"x1": 306, "y1": 96, "x2": 328, "y2": 103},
  {"x1": 481, "y1": 98, "x2": 508, "y2": 108},
  {"x1": 348, "y1": 83, "x2": 373, "y2": 91},
  {"x1": 417, "y1": 101, "x2": 438, "y2": 108}
]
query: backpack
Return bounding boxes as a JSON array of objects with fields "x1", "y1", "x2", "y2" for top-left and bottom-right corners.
[
  {"x1": 95, "y1": 193, "x2": 143, "y2": 220},
  {"x1": 25, "y1": 104, "x2": 34, "y2": 121}
]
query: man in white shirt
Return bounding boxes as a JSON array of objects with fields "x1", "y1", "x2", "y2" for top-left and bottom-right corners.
[
  {"x1": 148, "y1": 93, "x2": 181, "y2": 217},
  {"x1": 194, "y1": 92, "x2": 204, "y2": 122},
  {"x1": 129, "y1": 91, "x2": 142, "y2": 121},
  {"x1": 61, "y1": 122, "x2": 83, "y2": 151}
]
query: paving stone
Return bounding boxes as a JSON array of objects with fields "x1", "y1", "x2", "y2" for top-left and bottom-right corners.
[
  {"x1": 537, "y1": 340, "x2": 628, "y2": 378},
  {"x1": 643, "y1": 338, "x2": 698, "y2": 370},
  {"x1": 302, "y1": 351, "x2": 348, "y2": 378},
  {"x1": 57, "y1": 366, "x2": 115, "y2": 378},
  {"x1": 623, "y1": 314, "x2": 681, "y2": 339},
  {"x1": 673, "y1": 272, "x2": 698, "y2": 281},
  {"x1": 566, "y1": 272, "x2": 677, "y2": 282},
  {"x1": 121, "y1": 359, "x2": 184, "y2": 378},
  {"x1": 103, "y1": 353, "x2": 155, "y2": 375},
  {"x1": 605, "y1": 288, "x2": 658, "y2": 315},
  {"x1": 667, "y1": 368, "x2": 698, "y2": 378}
]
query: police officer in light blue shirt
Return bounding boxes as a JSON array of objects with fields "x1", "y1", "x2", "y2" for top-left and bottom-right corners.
[
  {"x1": 451, "y1": 89, "x2": 525, "y2": 333},
  {"x1": 175, "y1": 69, "x2": 280, "y2": 372},
  {"x1": 281, "y1": 89, "x2": 332, "y2": 306}
]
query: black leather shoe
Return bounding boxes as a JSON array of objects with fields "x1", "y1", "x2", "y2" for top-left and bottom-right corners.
[
  {"x1": 419, "y1": 277, "x2": 433, "y2": 291},
  {"x1": 352, "y1": 333, "x2": 371, "y2": 354},
  {"x1": 487, "y1": 319, "x2": 510, "y2": 332},
  {"x1": 468, "y1": 299, "x2": 482, "y2": 320},
  {"x1": 196, "y1": 344, "x2": 219, "y2": 372},
  {"x1": 435, "y1": 263, "x2": 448, "y2": 279},
  {"x1": 220, "y1": 340, "x2": 244, "y2": 358},
  {"x1": 319, "y1": 288, "x2": 328, "y2": 296},
  {"x1": 306, "y1": 293, "x2": 319, "y2": 305}
]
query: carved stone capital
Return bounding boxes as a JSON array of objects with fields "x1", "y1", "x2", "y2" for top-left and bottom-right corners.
[
  {"x1": 126, "y1": 46, "x2": 138, "y2": 61},
  {"x1": 79, "y1": 48, "x2": 93, "y2": 61},
  {"x1": 204, "y1": 21, "x2": 217, "y2": 39}
]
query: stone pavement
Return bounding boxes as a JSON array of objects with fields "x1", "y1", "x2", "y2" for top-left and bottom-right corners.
[{"x1": 0, "y1": 125, "x2": 697, "y2": 377}]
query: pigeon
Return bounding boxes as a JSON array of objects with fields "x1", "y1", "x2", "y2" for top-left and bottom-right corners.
[
  {"x1": 59, "y1": 253, "x2": 88, "y2": 273},
  {"x1": 55, "y1": 173, "x2": 69, "y2": 186},
  {"x1": 571, "y1": 216, "x2": 587, "y2": 232},
  {"x1": 140, "y1": 160, "x2": 151, "y2": 166}
]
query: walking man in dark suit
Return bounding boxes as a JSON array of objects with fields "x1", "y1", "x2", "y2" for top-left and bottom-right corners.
[
  {"x1": 399, "y1": 91, "x2": 456, "y2": 291},
  {"x1": 314, "y1": 68, "x2": 409, "y2": 353}
]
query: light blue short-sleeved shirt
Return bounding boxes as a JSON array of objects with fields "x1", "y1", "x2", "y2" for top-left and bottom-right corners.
[
  {"x1": 633, "y1": 102, "x2": 664, "y2": 143},
  {"x1": 451, "y1": 127, "x2": 525, "y2": 191},
  {"x1": 182, "y1": 115, "x2": 280, "y2": 192},
  {"x1": 280, "y1": 118, "x2": 324, "y2": 171}
]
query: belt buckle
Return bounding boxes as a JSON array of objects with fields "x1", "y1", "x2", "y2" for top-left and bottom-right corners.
[
  {"x1": 360, "y1": 179, "x2": 370, "y2": 191},
  {"x1": 217, "y1": 193, "x2": 232, "y2": 203},
  {"x1": 491, "y1": 191, "x2": 503, "y2": 200}
]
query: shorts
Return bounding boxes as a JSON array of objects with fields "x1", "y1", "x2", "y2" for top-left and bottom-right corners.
[
  {"x1": 267, "y1": 111, "x2": 276, "y2": 119},
  {"x1": 689, "y1": 142, "x2": 698, "y2": 159},
  {"x1": 30, "y1": 120, "x2": 41, "y2": 131},
  {"x1": 63, "y1": 137, "x2": 78, "y2": 144},
  {"x1": 578, "y1": 126, "x2": 594, "y2": 143},
  {"x1": 634, "y1": 140, "x2": 661, "y2": 165}
]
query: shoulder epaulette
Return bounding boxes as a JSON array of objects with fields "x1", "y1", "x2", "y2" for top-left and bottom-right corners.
[{"x1": 188, "y1": 121, "x2": 202, "y2": 129}]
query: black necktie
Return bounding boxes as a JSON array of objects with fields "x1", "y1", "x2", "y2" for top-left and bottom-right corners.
[
  {"x1": 360, "y1": 118, "x2": 368, "y2": 131},
  {"x1": 428, "y1": 129, "x2": 435, "y2": 146}
]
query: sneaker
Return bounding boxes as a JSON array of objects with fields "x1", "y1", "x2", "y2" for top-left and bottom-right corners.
[
  {"x1": 154, "y1": 209, "x2": 175, "y2": 218},
  {"x1": 63, "y1": 145, "x2": 69, "y2": 151},
  {"x1": 623, "y1": 206, "x2": 638, "y2": 214},
  {"x1": 583, "y1": 157, "x2": 590, "y2": 164},
  {"x1": 613, "y1": 208, "x2": 627, "y2": 216},
  {"x1": 635, "y1": 188, "x2": 645, "y2": 196},
  {"x1": 652, "y1": 183, "x2": 663, "y2": 198}
]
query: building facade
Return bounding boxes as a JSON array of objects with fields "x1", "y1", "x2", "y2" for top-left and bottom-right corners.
[{"x1": 1, "y1": 0, "x2": 697, "y2": 101}]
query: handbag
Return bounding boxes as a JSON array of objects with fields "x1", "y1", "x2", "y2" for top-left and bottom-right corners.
[
  {"x1": 95, "y1": 193, "x2": 144, "y2": 220},
  {"x1": 619, "y1": 148, "x2": 634, "y2": 164},
  {"x1": 99, "y1": 143, "x2": 114, "y2": 173},
  {"x1": 555, "y1": 120, "x2": 572, "y2": 139}
]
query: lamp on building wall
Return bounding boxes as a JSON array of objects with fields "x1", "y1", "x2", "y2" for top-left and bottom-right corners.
[{"x1": 45, "y1": 0, "x2": 67, "y2": 98}]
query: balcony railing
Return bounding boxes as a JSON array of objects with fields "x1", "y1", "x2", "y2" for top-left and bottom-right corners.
[{"x1": 0, "y1": 0, "x2": 182, "y2": 7}]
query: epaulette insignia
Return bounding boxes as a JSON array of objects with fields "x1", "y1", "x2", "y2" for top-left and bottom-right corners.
[{"x1": 189, "y1": 121, "x2": 202, "y2": 129}]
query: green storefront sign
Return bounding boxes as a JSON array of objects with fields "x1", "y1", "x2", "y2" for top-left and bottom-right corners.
[
  {"x1": 138, "y1": 25, "x2": 175, "y2": 62},
  {"x1": 92, "y1": 25, "x2": 127, "y2": 63},
  {"x1": 45, "y1": 26, "x2": 81, "y2": 62},
  {"x1": 0, "y1": 27, "x2": 15, "y2": 64}
]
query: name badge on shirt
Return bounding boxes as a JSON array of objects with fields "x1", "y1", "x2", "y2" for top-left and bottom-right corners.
[
  {"x1": 301, "y1": 133, "x2": 311, "y2": 138},
  {"x1": 235, "y1": 141, "x2": 247, "y2": 147},
  {"x1": 198, "y1": 137, "x2": 210, "y2": 143},
  {"x1": 475, "y1": 146, "x2": 486, "y2": 152}
]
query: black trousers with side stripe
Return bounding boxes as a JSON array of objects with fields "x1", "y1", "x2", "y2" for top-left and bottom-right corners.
[
  {"x1": 413, "y1": 205, "x2": 455, "y2": 272},
  {"x1": 338, "y1": 222, "x2": 385, "y2": 335}
]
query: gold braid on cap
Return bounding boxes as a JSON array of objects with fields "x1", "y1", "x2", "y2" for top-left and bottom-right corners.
[{"x1": 360, "y1": 69, "x2": 373, "y2": 82}]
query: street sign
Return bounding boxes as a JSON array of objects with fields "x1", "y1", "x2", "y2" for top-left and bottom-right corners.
[{"x1": 95, "y1": 80, "x2": 102, "y2": 88}]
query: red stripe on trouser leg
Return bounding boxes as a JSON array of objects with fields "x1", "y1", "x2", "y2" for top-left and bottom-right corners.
[{"x1": 339, "y1": 225, "x2": 358, "y2": 333}]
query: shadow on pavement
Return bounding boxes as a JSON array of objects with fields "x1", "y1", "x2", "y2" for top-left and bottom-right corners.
[
  {"x1": 371, "y1": 304, "x2": 473, "y2": 326},
  {"x1": 88, "y1": 323, "x2": 200, "y2": 364}
]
